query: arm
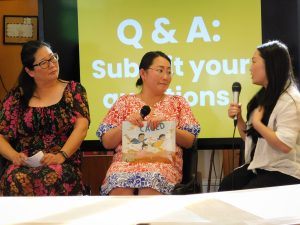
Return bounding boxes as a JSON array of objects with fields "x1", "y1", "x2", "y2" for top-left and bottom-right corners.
[
  {"x1": 175, "y1": 96, "x2": 200, "y2": 148},
  {"x1": 101, "y1": 100, "x2": 144, "y2": 149},
  {"x1": 146, "y1": 115, "x2": 196, "y2": 149},
  {"x1": 42, "y1": 82, "x2": 90, "y2": 165},
  {"x1": 252, "y1": 107, "x2": 291, "y2": 153},
  {"x1": 236, "y1": 116, "x2": 247, "y2": 140},
  {"x1": 61, "y1": 81, "x2": 90, "y2": 155},
  {"x1": 176, "y1": 129, "x2": 195, "y2": 149},
  {"x1": 60, "y1": 116, "x2": 89, "y2": 157},
  {"x1": 41, "y1": 116, "x2": 89, "y2": 165},
  {"x1": 102, "y1": 125, "x2": 122, "y2": 149},
  {"x1": 0, "y1": 89, "x2": 27, "y2": 165},
  {"x1": 228, "y1": 103, "x2": 246, "y2": 140},
  {"x1": 102, "y1": 109, "x2": 145, "y2": 149},
  {"x1": 0, "y1": 135, "x2": 27, "y2": 165}
]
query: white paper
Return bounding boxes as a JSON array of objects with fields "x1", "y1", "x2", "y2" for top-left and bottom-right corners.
[{"x1": 24, "y1": 151, "x2": 44, "y2": 167}]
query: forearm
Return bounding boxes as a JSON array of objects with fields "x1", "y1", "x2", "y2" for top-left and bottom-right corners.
[
  {"x1": 0, "y1": 135, "x2": 19, "y2": 161},
  {"x1": 253, "y1": 121, "x2": 291, "y2": 153},
  {"x1": 176, "y1": 129, "x2": 195, "y2": 149},
  {"x1": 60, "y1": 117, "x2": 89, "y2": 157},
  {"x1": 237, "y1": 117, "x2": 247, "y2": 140},
  {"x1": 102, "y1": 125, "x2": 122, "y2": 149}
]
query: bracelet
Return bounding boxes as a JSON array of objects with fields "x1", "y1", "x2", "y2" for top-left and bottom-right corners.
[{"x1": 59, "y1": 150, "x2": 69, "y2": 160}]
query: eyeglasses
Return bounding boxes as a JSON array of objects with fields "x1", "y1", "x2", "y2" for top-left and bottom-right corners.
[
  {"x1": 32, "y1": 53, "x2": 59, "y2": 69},
  {"x1": 148, "y1": 67, "x2": 173, "y2": 76}
]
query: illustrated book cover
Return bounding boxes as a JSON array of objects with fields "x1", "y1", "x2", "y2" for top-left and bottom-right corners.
[{"x1": 122, "y1": 121, "x2": 176, "y2": 163}]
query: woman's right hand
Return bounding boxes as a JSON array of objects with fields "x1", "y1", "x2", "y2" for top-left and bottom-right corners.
[
  {"x1": 228, "y1": 103, "x2": 242, "y2": 120},
  {"x1": 126, "y1": 112, "x2": 144, "y2": 127},
  {"x1": 11, "y1": 152, "x2": 28, "y2": 166}
]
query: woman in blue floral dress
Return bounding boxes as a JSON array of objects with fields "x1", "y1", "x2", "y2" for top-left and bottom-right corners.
[
  {"x1": 97, "y1": 51, "x2": 200, "y2": 195},
  {"x1": 0, "y1": 40, "x2": 90, "y2": 196}
]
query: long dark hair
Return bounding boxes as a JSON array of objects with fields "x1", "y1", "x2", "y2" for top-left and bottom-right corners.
[
  {"x1": 135, "y1": 51, "x2": 171, "y2": 87},
  {"x1": 247, "y1": 40, "x2": 296, "y2": 139},
  {"x1": 18, "y1": 40, "x2": 51, "y2": 107}
]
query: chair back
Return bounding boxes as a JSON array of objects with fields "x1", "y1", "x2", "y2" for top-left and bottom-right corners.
[
  {"x1": 172, "y1": 140, "x2": 201, "y2": 194},
  {"x1": 181, "y1": 142, "x2": 198, "y2": 184}
]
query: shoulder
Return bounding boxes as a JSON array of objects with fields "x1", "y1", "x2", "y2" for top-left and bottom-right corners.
[
  {"x1": 109, "y1": 94, "x2": 142, "y2": 113},
  {"x1": 166, "y1": 95, "x2": 189, "y2": 106},
  {"x1": 275, "y1": 85, "x2": 300, "y2": 115},
  {"x1": 62, "y1": 80, "x2": 86, "y2": 93},
  {"x1": 118, "y1": 94, "x2": 138, "y2": 102},
  {"x1": 281, "y1": 85, "x2": 300, "y2": 103},
  {"x1": 288, "y1": 85, "x2": 300, "y2": 99},
  {"x1": 2, "y1": 87, "x2": 22, "y2": 103},
  {"x1": 113, "y1": 94, "x2": 138, "y2": 106},
  {"x1": 166, "y1": 95, "x2": 185, "y2": 101},
  {"x1": 1, "y1": 87, "x2": 22, "y2": 111}
]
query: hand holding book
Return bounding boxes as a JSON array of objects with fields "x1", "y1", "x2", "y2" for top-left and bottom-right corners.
[{"x1": 122, "y1": 121, "x2": 176, "y2": 163}]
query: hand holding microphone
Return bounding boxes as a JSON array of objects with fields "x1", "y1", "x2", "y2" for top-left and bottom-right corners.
[
  {"x1": 140, "y1": 105, "x2": 164, "y2": 130},
  {"x1": 127, "y1": 105, "x2": 151, "y2": 127},
  {"x1": 231, "y1": 82, "x2": 241, "y2": 127},
  {"x1": 140, "y1": 105, "x2": 151, "y2": 119}
]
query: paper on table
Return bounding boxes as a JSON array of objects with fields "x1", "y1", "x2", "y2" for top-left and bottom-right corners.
[
  {"x1": 186, "y1": 199, "x2": 262, "y2": 224},
  {"x1": 24, "y1": 151, "x2": 44, "y2": 167}
]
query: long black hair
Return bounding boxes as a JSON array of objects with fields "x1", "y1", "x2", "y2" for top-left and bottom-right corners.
[
  {"x1": 135, "y1": 51, "x2": 171, "y2": 87},
  {"x1": 247, "y1": 40, "x2": 296, "y2": 139},
  {"x1": 18, "y1": 40, "x2": 51, "y2": 107}
]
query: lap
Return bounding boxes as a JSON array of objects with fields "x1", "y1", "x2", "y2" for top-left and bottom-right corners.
[
  {"x1": 244, "y1": 169, "x2": 300, "y2": 189},
  {"x1": 219, "y1": 164, "x2": 300, "y2": 191},
  {"x1": 0, "y1": 163, "x2": 82, "y2": 196},
  {"x1": 219, "y1": 164, "x2": 255, "y2": 191},
  {"x1": 101, "y1": 171, "x2": 175, "y2": 195}
]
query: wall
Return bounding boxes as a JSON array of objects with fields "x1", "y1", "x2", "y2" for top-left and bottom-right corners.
[
  {"x1": 0, "y1": 0, "x2": 38, "y2": 100},
  {"x1": 1, "y1": 0, "x2": 300, "y2": 194},
  {"x1": 262, "y1": 0, "x2": 300, "y2": 82},
  {"x1": 38, "y1": 0, "x2": 80, "y2": 82}
]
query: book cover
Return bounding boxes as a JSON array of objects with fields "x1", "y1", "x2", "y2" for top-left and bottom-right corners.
[{"x1": 122, "y1": 121, "x2": 176, "y2": 163}]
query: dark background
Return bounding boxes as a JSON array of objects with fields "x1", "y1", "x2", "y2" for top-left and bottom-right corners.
[{"x1": 38, "y1": 0, "x2": 300, "y2": 150}]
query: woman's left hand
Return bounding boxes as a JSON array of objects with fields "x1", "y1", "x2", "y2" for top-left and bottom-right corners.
[
  {"x1": 41, "y1": 153, "x2": 65, "y2": 165},
  {"x1": 146, "y1": 114, "x2": 165, "y2": 130}
]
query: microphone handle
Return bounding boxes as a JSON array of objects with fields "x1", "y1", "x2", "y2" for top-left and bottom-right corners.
[
  {"x1": 232, "y1": 91, "x2": 240, "y2": 127},
  {"x1": 233, "y1": 91, "x2": 240, "y2": 104},
  {"x1": 233, "y1": 117, "x2": 238, "y2": 127}
]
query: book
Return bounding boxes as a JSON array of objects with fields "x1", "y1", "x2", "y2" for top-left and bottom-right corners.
[{"x1": 122, "y1": 121, "x2": 176, "y2": 163}]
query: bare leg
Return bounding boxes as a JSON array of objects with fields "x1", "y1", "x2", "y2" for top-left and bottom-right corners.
[
  {"x1": 109, "y1": 188, "x2": 135, "y2": 195},
  {"x1": 138, "y1": 188, "x2": 161, "y2": 195}
]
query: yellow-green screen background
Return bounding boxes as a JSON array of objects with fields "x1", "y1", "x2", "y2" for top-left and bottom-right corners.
[{"x1": 77, "y1": 0, "x2": 261, "y2": 140}]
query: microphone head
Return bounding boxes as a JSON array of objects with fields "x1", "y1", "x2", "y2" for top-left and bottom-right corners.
[
  {"x1": 232, "y1": 82, "x2": 241, "y2": 92},
  {"x1": 140, "y1": 105, "x2": 151, "y2": 119}
]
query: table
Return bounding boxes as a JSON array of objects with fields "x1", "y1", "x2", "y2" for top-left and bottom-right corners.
[{"x1": 1, "y1": 184, "x2": 300, "y2": 225}]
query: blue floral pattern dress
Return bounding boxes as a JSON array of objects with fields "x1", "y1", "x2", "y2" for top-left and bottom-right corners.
[{"x1": 97, "y1": 94, "x2": 200, "y2": 195}]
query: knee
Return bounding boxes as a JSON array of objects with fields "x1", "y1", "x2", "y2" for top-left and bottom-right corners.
[
  {"x1": 138, "y1": 187, "x2": 161, "y2": 195},
  {"x1": 218, "y1": 176, "x2": 235, "y2": 192},
  {"x1": 109, "y1": 187, "x2": 135, "y2": 195}
]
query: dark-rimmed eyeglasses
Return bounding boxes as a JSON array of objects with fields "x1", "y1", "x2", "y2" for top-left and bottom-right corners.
[{"x1": 32, "y1": 53, "x2": 59, "y2": 69}]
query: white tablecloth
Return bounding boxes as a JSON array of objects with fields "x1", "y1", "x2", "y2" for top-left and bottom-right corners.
[{"x1": 1, "y1": 184, "x2": 300, "y2": 225}]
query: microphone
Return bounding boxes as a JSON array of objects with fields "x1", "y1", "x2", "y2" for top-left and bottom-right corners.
[
  {"x1": 232, "y1": 82, "x2": 241, "y2": 126},
  {"x1": 140, "y1": 105, "x2": 151, "y2": 119}
]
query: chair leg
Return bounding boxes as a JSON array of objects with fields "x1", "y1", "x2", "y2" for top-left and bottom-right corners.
[
  {"x1": 197, "y1": 171, "x2": 203, "y2": 193},
  {"x1": 83, "y1": 184, "x2": 91, "y2": 195},
  {"x1": 207, "y1": 149, "x2": 215, "y2": 192}
]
